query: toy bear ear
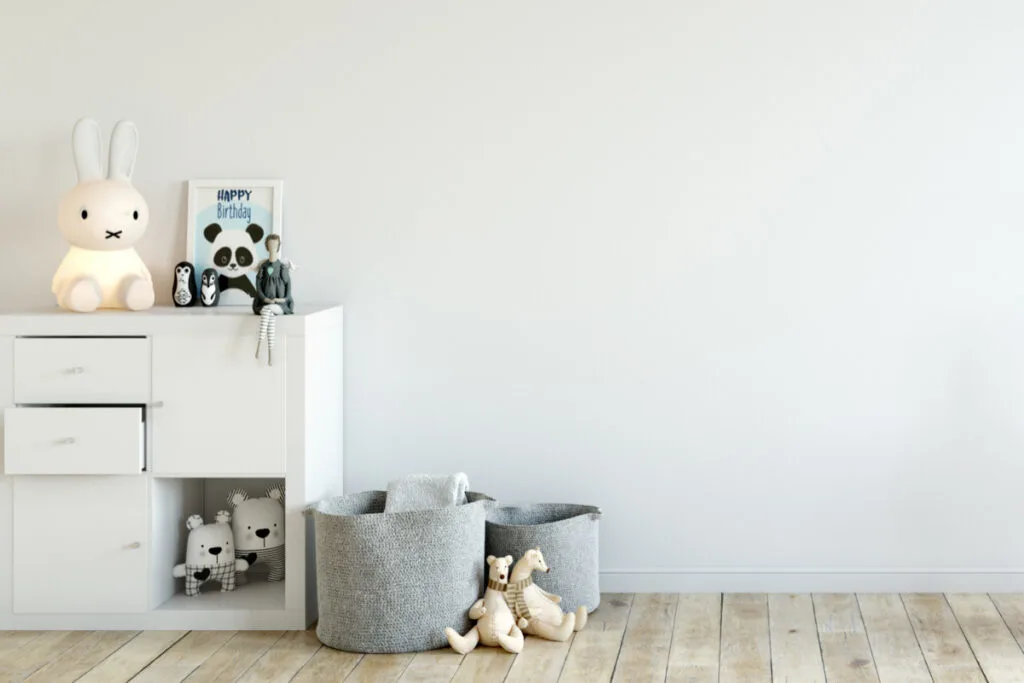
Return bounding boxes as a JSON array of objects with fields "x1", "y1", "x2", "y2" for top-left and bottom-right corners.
[
  {"x1": 246, "y1": 223, "x2": 264, "y2": 243},
  {"x1": 215, "y1": 510, "x2": 231, "y2": 524},
  {"x1": 486, "y1": 555, "x2": 496, "y2": 566},
  {"x1": 204, "y1": 223, "x2": 223, "y2": 244},
  {"x1": 504, "y1": 555, "x2": 513, "y2": 565},
  {"x1": 186, "y1": 514, "x2": 204, "y2": 530},
  {"x1": 72, "y1": 118, "x2": 103, "y2": 183},
  {"x1": 267, "y1": 487, "x2": 284, "y2": 504},
  {"x1": 228, "y1": 488, "x2": 248, "y2": 508},
  {"x1": 107, "y1": 120, "x2": 138, "y2": 181}
]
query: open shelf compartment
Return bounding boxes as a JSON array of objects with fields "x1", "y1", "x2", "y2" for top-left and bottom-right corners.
[{"x1": 152, "y1": 476, "x2": 287, "y2": 613}]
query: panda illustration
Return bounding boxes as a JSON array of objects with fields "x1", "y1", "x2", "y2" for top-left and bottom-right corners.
[
  {"x1": 200, "y1": 268, "x2": 220, "y2": 307},
  {"x1": 203, "y1": 223, "x2": 264, "y2": 298},
  {"x1": 172, "y1": 261, "x2": 197, "y2": 307}
]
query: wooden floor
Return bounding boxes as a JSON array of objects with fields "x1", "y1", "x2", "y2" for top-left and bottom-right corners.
[{"x1": 4, "y1": 593, "x2": 1024, "y2": 682}]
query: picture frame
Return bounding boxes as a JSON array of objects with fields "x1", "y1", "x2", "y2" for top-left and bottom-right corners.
[{"x1": 186, "y1": 179, "x2": 283, "y2": 307}]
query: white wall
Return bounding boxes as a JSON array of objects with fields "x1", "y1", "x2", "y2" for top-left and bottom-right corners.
[{"x1": 3, "y1": 0, "x2": 1024, "y2": 591}]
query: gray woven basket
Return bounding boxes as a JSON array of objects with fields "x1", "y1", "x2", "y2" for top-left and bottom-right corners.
[
  {"x1": 309, "y1": 491, "x2": 494, "y2": 653},
  {"x1": 484, "y1": 504, "x2": 601, "y2": 614}
]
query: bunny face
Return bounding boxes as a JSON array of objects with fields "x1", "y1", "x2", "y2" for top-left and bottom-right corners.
[
  {"x1": 58, "y1": 118, "x2": 149, "y2": 251},
  {"x1": 58, "y1": 180, "x2": 149, "y2": 250}
]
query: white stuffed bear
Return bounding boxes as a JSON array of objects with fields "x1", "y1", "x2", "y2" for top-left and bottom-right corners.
[
  {"x1": 228, "y1": 487, "x2": 285, "y2": 582},
  {"x1": 172, "y1": 511, "x2": 249, "y2": 596},
  {"x1": 445, "y1": 555, "x2": 526, "y2": 655},
  {"x1": 506, "y1": 547, "x2": 586, "y2": 641},
  {"x1": 52, "y1": 118, "x2": 154, "y2": 312}
]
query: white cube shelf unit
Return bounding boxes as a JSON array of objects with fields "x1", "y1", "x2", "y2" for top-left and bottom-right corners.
[{"x1": 0, "y1": 304, "x2": 343, "y2": 630}]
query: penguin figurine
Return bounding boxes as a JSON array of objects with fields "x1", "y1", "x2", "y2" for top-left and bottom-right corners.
[
  {"x1": 200, "y1": 268, "x2": 220, "y2": 307},
  {"x1": 172, "y1": 261, "x2": 197, "y2": 307}
]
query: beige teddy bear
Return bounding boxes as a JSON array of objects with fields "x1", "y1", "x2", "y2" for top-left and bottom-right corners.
[
  {"x1": 445, "y1": 555, "x2": 526, "y2": 655},
  {"x1": 506, "y1": 547, "x2": 588, "y2": 641}
]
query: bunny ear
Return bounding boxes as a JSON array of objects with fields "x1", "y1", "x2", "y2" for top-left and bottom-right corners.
[
  {"x1": 72, "y1": 118, "x2": 103, "y2": 182},
  {"x1": 107, "y1": 120, "x2": 138, "y2": 181}
]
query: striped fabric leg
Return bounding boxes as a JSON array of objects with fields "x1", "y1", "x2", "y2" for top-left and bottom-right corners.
[
  {"x1": 256, "y1": 308, "x2": 273, "y2": 361},
  {"x1": 255, "y1": 308, "x2": 277, "y2": 365}
]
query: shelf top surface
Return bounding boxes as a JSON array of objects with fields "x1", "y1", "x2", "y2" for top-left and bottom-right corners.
[{"x1": 0, "y1": 303, "x2": 342, "y2": 336}]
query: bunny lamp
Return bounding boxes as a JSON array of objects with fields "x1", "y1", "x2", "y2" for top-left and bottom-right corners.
[{"x1": 52, "y1": 118, "x2": 154, "y2": 312}]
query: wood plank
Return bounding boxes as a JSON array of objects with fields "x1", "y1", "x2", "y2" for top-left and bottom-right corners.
[
  {"x1": 719, "y1": 594, "x2": 771, "y2": 683},
  {"x1": 857, "y1": 594, "x2": 931, "y2": 683},
  {"x1": 611, "y1": 592, "x2": 677, "y2": 683},
  {"x1": 990, "y1": 594, "x2": 1024, "y2": 655},
  {"x1": 291, "y1": 645, "x2": 362, "y2": 683},
  {"x1": 505, "y1": 635, "x2": 573, "y2": 683},
  {"x1": 768, "y1": 594, "x2": 826, "y2": 683},
  {"x1": 0, "y1": 630, "x2": 44, "y2": 658},
  {"x1": 560, "y1": 629, "x2": 628, "y2": 683},
  {"x1": 666, "y1": 593, "x2": 721, "y2": 683},
  {"x1": 812, "y1": 594, "x2": 879, "y2": 683},
  {"x1": 237, "y1": 629, "x2": 322, "y2": 683},
  {"x1": 398, "y1": 649, "x2": 464, "y2": 683},
  {"x1": 346, "y1": 654, "x2": 415, "y2": 683},
  {"x1": 78, "y1": 630, "x2": 187, "y2": 683},
  {"x1": 449, "y1": 648, "x2": 515, "y2": 683},
  {"x1": 0, "y1": 631, "x2": 90, "y2": 680},
  {"x1": 183, "y1": 631, "x2": 284, "y2": 683},
  {"x1": 24, "y1": 630, "x2": 139, "y2": 682},
  {"x1": 946, "y1": 593, "x2": 1024, "y2": 683},
  {"x1": 589, "y1": 593, "x2": 635, "y2": 632},
  {"x1": 133, "y1": 631, "x2": 238, "y2": 683},
  {"x1": 902, "y1": 593, "x2": 985, "y2": 683},
  {"x1": 560, "y1": 594, "x2": 634, "y2": 683}
]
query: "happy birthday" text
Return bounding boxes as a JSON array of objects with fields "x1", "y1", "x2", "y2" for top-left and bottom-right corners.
[{"x1": 217, "y1": 189, "x2": 253, "y2": 202}]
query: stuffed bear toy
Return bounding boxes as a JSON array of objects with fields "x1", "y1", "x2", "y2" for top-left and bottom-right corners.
[
  {"x1": 228, "y1": 487, "x2": 285, "y2": 583},
  {"x1": 506, "y1": 547, "x2": 587, "y2": 641},
  {"x1": 444, "y1": 555, "x2": 526, "y2": 654},
  {"x1": 172, "y1": 511, "x2": 249, "y2": 596}
]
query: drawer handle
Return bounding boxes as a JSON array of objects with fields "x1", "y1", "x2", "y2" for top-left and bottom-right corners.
[
  {"x1": 64, "y1": 366, "x2": 85, "y2": 375},
  {"x1": 125, "y1": 542, "x2": 142, "y2": 550},
  {"x1": 55, "y1": 437, "x2": 76, "y2": 445}
]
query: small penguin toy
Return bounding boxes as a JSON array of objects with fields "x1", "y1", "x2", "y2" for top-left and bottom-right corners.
[
  {"x1": 172, "y1": 262, "x2": 197, "y2": 307},
  {"x1": 200, "y1": 268, "x2": 220, "y2": 307}
]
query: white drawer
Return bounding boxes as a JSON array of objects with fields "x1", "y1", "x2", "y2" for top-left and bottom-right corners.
[
  {"x1": 14, "y1": 337, "x2": 150, "y2": 404},
  {"x1": 3, "y1": 407, "x2": 144, "y2": 474}
]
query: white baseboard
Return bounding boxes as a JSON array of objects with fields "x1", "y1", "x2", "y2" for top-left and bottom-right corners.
[{"x1": 600, "y1": 570, "x2": 1024, "y2": 593}]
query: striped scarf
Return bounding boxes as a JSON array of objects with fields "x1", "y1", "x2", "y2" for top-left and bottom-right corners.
[{"x1": 505, "y1": 575, "x2": 533, "y2": 621}]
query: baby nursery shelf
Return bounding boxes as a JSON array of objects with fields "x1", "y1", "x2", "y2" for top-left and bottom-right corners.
[{"x1": 0, "y1": 305, "x2": 343, "y2": 631}]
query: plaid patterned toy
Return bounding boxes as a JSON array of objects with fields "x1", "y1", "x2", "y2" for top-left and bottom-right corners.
[
  {"x1": 172, "y1": 511, "x2": 249, "y2": 597},
  {"x1": 183, "y1": 561, "x2": 238, "y2": 596}
]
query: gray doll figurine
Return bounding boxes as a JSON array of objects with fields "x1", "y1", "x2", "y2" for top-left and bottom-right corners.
[{"x1": 253, "y1": 234, "x2": 293, "y2": 366}]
